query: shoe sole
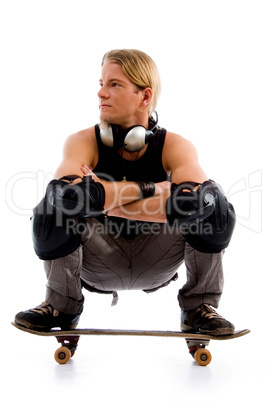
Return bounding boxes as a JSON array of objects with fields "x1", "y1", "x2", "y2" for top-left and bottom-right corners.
[
  {"x1": 181, "y1": 323, "x2": 235, "y2": 336},
  {"x1": 199, "y1": 327, "x2": 235, "y2": 336},
  {"x1": 15, "y1": 319, "x2": 78, "y2": 332}
]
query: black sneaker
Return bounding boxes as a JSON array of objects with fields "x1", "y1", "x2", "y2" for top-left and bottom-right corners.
[
  {"x1": 181, "y1": 304, "x2": 235, "y2": 336},
  {"x1": 15, "y1": 302, "x2": 81, "y2": 331}
]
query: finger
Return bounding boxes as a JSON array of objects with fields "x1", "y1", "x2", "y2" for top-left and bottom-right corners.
[{"x1": 81, "y1": 164, "x2": 90, "y2": 175}]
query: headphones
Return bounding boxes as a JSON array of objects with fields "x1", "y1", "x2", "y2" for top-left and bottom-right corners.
[{"x1": 99, "y1": 112, "x2": 158, "y2": 152}]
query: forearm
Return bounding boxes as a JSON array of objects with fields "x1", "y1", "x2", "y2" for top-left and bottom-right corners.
[
  {"x1": 81, "y1": 165, "x2": 151, "y2": 211},
  {"x1": 102, "y1": 181, "x2": 141, "y2": 211},
  {"x1": 81, "y1": 165, "x2": 170, "y2": 217},
  {"x1": 107, "y1": 192, "x2": 170, "y2": 223}
]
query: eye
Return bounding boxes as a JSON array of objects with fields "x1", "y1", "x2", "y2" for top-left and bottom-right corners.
[{"x1": 111, "y1": 82, "x2": 120, "y2": 87}]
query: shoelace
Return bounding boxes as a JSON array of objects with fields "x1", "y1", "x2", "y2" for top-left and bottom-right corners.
[
  {"x1": 196, "y1": 304, "x2": 223, "y2": 320},
  {"x1": 31, "y1": 302, "x2": 59, "y2": 317}
]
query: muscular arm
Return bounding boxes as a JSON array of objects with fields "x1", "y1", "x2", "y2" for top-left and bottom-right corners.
[
  {"x1": 55, "y1": 128, "x2": 204, "y2": 221},
  {"x1": 54, "y1": 128, "x2": 98, "y2": 180},
  {"x1": 81, "y1": 164, "x2": 170, "y2": 220},
  {"x1": 77, "y1": 131, "x2": 206, "y2": 222},
  {"x1": 106, "y1": 132, "x2": 207, "y2": 222},
  {"x1": 162, "y1": 132, "x2": 207, "y2": 185},
  {"x1": 107, "y1": 181, "x2": 171, "y2": 223},
  {"x1": 54, "y1": 127, "x2": 146, "y2": 211}
]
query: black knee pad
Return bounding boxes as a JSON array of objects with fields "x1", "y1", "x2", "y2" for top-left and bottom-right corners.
[
  {"x1": 32, "y1": 177, "x2": 86, "y2": 260},
  {"x1": 166, "y1": 180, "x2": 236, "y2": 253}
]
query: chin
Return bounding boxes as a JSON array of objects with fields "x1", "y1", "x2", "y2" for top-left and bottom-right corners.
[
  {"x1": 99, "y1": 111, "x2": 129, "y2": 128},
  {"x1": 99, "y1": 110, "x2": 115, "y2": 124},
  {"x1": 100, "y1": 115, "x2": 121, "y2": 127},
  {"x1": 99, "y1": 115, "x2": 110, "y2": 125}
]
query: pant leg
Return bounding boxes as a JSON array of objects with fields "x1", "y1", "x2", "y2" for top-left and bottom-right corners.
[
  {"x1": 43, "y1": 216, "x2": 224, "y2": 314},
  {"x1": 80, "y1": 220, "x2": 224, "y2": 309},
  {"x1": 44, "y1": 246, "x2": 84, "y2": 315},
  {"x1": 178, "y1": 242, "x2": 224, "y2": 310}
]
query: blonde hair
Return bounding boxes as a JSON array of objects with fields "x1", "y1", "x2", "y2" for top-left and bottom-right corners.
[{"x1": 101, "y1": 49, "x2": 161, "y2": 116}]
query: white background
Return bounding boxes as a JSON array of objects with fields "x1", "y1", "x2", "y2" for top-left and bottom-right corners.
[{"x1": 1, "y1": 0, "x2": 266, "y2": 401}]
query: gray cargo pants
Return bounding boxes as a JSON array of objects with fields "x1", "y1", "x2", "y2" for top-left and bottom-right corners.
[{"x1": 44, "y1": 218, "x2": 224, "y2": 314}]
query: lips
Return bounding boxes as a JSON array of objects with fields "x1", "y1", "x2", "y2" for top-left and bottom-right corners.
[{"x1": 99, "y1": 104, "x2": 111, "y2": 109}]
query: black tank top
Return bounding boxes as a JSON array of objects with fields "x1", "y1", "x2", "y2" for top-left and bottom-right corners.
[
  {"x1": 93, "y1": 124, "x2": 169, "y2": 238},
  {"x1": 93, "y1": 124, "x2": 169, "y2": 182}
]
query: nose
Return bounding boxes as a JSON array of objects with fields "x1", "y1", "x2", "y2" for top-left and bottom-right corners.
[{"x1": 98, "y1": 84, "x2": 109, "y2": 99}]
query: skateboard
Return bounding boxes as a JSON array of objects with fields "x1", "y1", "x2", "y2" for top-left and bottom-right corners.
[{"x1": 11, "y1": 322, "x2": 250, "y2": 366}]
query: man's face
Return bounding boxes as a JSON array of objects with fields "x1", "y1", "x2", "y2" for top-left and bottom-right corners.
[{"x1": 98, "y1": 62, "x2": 145, "y2": 128}]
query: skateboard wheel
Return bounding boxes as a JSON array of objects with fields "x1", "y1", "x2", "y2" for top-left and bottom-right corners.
[
  {"x1": 54, "y1": 346, "x2": 71, "y2": 364},
  {"x1": 194, "y1": 348, "x2": 212, "y2": 366}
]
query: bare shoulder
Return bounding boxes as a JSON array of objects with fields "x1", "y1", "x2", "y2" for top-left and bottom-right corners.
[
  {"x1": 54, "y1": 126, "x2": 99, "y2": 178},
  {"x1": 63, "y1": 126, "x2": 98, "y2": 165},
  {"x1": 64, "y1": 126, "x2": 96, "y2": 149},
  {"x1": 164, "y1": 131, "x2": 196, "y2": 151},
  {"x1": 163, "y1": 131, "x2": 198, "y2": 170},
  {"x1": 162, "y1": 131, "x2": 207, "y2": 183}
]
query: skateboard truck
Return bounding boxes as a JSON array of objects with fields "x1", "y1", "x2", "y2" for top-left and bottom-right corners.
[
  {"x1": 55, "y1": 336, "x2": 80, "y2": 364},
  {"x1": 186, "y1": 338, "x2": 211, "y2": 366}
]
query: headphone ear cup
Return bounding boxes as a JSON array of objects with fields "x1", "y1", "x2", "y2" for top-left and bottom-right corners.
[
  {"x1": 100, "y1": 124, "x2": 114, "y2": 148},
  {"x1": 124, "y1": 127, "x2": 157, "y2": 152},
  {"x1": 124, "y1": 126, "x2": 147, "y2": 152}
]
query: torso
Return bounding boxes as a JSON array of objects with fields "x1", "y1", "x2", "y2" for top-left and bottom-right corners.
[
  {"x1": 92, "y1": 124, "x2": 170, "y2": 238},
  {"x1": 93, "y1": 124, "x2": 170, "y2": 182}
]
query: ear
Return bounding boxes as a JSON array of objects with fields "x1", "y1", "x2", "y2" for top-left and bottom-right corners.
[{"x1": 139, "y1": 87, "x2": 153, "y2": 110}]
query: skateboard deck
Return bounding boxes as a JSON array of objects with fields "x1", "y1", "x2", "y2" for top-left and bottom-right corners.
[{"x1": 11, "y1": 322, "x2": 250, "y2": 366}]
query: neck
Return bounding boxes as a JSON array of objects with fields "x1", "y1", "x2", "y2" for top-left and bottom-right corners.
[{"x1": 118, "y1": 144, "x2": 148, "y2": 161}]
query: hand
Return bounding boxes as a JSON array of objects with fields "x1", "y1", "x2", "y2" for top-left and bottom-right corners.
[
  {"x1": 166, "y1": 181, "x2": 216, "y2": 227},
  {"x1": 52, "y1": 175, "x2": 105, "y2": 218},
  {"x1": 81, "y1": 164, "x2": 103, "y2": 184}
]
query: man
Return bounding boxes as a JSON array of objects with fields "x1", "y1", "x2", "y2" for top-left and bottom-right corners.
[{"x1": 15, "y1": 49, "x2": 236, "y2": 335}]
